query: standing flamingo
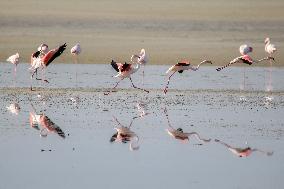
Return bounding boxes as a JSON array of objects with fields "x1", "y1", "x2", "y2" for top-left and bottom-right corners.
[
  {"x1": 264, "y1": 38, "x2": 277, "y2": 93},
  {"x1": 30, "y1": 43, "x2": 67, "y2": 90},
  {"x1": 6, "y1": 53, "x2": 20, "y2": 84},
  {"x1": 131, "y1": 49, "x2": 148, "y2": 85},
  {"x1": 110, "y1": 116, "x2": 140, "y2": 151},
  {"x1": 164, "y1": 59, "x2": 212, "y2": 94},
  {"x1": 216, "y1": 44, "x2": 274, "y2": 71},
  {"x1": 164, "y1": 108, "x2": 211, "y2": 143},
  {"x1": 71, "y1": 43, "x2": 81, "y2": 88},
  {"x1": 29, "y1": 104, "x2": 65, "y2": 138},
  {"x1": 104, "y1": 60, "x2": 149, "y2": 95},
  {"x1": 215, "y1": 139, "x2": 273, "y2": 157}
]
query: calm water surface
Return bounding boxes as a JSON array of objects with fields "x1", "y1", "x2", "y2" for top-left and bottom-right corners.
[{"x1": 0, "y1": 63, "x2": 283, "y2": 189}]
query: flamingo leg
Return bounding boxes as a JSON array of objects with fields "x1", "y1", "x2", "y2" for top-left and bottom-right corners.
[
  {"x1": 142, "y1": 64, "x2": 145, "y2": 86},
  {"x1": 129, "y1": 77, "x2": 149, "y2": 93},
  {"x1": 164, "y1": 71, "x2": 176, "y2": 94},
  {"x1": 104, "y1": 80, "x2": 122, "y2": 95},
  {"x1": 13, "y1": 64, "x2": 17, "y2": 87}
]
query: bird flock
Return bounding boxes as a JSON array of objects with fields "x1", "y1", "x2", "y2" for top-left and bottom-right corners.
[{"x1": 5, "y1": 38, "x2": 276, "y2": 94}]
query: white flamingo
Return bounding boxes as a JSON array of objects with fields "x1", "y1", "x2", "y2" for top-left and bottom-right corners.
[
  {"x1": 6, "y1": 103, "x2": 20, "y2": 115},
  {"x1": 6, "y1": 53, "x2": 20, "y2": 84},
  {"x1": 164, "y1": 59, "x2": 212, "y2": 94},
  {"x1": 71, "y1": 43, "x2": 81, "y2": 88},
  {"x1": 131, "y1": 49, "x2": 148, "y2": 85},
  {"x1": 264, "y1": 38, "x2": 277, "y2": 93},
  {"x1": 104, "y1": 59, "x2": 149, "y2": 95}
]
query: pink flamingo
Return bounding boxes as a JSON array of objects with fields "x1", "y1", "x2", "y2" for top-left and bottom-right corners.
[
  {"x1": 216, "y1": 44, "x2": 274, "y2": 71},
  {"x1": 215, "y1": 139, "x2": 273, "y2": 157},
  {"x1": 6, "y1": 53, "x2": 20, "y2": 84},
  {"x1": 30, "y1": 43, "x2": 67, "y2": 90},
  {"x1": 164, "y1": 59, "x2": 212, "y2": 94},
  {"x1": 110, "y1": 116, "x2": 140, "y2": 151},
  {"x1": 104, "y1": 60, "x2": 149, "y2": 95},
  {"x1": 164, "y1": 108, "x2": 211, "y2": 143},
  {"x1": 131, "y1": 49, "x2": 148, "y2": 85}
]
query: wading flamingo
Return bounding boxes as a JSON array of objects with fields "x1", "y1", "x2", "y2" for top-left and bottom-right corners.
[
  {"x1": 6, "y1": 53, "x2": 20, "y2": 84},
  {"x1": 164, "y1": 108, "x2": 211, "y2": 143},
  {"x1": 216, "y1": 44, "x2": 274, "y2": 71},
  {"x1": 215, "y1": 139, "x2": 273, "y2": 157},
  {"x1": 29, "y1": 103, "x2": 65, "y2": 138},
  {"x1": 131, "y1": 48, "x2": 148, "y2": 85},
  {"x1": 110, "y1": 116, "x2": 140, "y2": 151},
  {"x1": 264, "y1": 38, "x2": 277, "y2": 93},
  {"x1": 30, "y1": 43, "x2": 67, "y2": 90},
  {"x1": 104, "y1": 60, "x2": 149, "y2": 95},
  {"x1": 164, "y1": 59, "x2": 212, "y2": 94},
  {"x1": 70, "y1": 43, "x2": 81, "y2": 88}
]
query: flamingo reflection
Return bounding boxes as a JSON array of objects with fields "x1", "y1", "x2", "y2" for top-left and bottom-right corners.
[
  {"x1": 110, "y1": 116, "x2": 140, "y2": 151},
  {"x1": 6, "y1": 103, "x2": 20, "y2": 115},
  {"x1": 29, "y1": 104, "x2": 65, "y2": 138},
  {"x1": 215, "y1": 139, "x2": 273, "y2": 157},
  {"x1": 164, "y1": 108, "x2": 211, "y2": 143}
]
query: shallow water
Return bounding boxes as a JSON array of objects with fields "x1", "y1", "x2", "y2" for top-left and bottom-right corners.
[{"x1": 1, "y1": 64, "x2": 284, "y2": 189}]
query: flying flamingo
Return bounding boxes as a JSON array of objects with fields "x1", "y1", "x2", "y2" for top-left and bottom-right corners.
[
  {"x1": 6, "y1": 53, "x2": 20, "y2": 84},
  {"x1": 216, "y1": 44, "x2": 274, "y2": 71},
  {"x1": 264, "y1": 38, "x2": 277, "y2": 93},
  {"x1": 104, "y1": 60, "x2": 149, "y2": 95},
  {"x1": 29, "y1": 104, "x2": 65, "y2": 138},
  {"x1": 164, "y1": 59, "x2": 212, "y2": 94},
  {"x1": 70, "y1": 43, "x2": 81, "y2": 88},
  {"x1": 215, "y1": 139, "x2": 273, "y2": 157},
  {"x1": 131, "y1": 48, "x2": 148, "y2": 85},
  {"x1": 30, "y1": 43, "x2": 67, "y2": 90},
  {"x1": 164, "y1": 108, "x2": 211, "y2": 143},
  {"x1": 110, "y1": 116, "x2": 140, "y2": 151}
]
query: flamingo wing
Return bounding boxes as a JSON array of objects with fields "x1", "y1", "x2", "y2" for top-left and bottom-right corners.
[
  {"x1": 42, "y1": 43, "x2": 67, "y2": 67},
  {"x1": 241, "y1": 55, "x2": 253, "y2": 65},
  {"x1": 111, "y1": 60, "x2": 120, "y2": 72}
]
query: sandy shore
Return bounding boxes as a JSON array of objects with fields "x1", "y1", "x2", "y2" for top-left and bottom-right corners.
[{"x1": 0, "y1": 0, "x2": 284, "y2": 65}]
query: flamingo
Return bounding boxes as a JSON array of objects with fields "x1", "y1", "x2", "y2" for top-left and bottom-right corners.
[
  {"x1": 216, "y1": 44, "x2": 274, "y2": 71},
  {"x1": 6, "y1": 103, "x2": 20, "y2": 115},
  {"x1": 6, "y1": 53, "x2": 20, "y2": 84},
  {"x1": 104, "y1": 59, "x2": 149, "y2": 95},
  {"x1": 110, "y1": 116, "x2": 140, "y2": 151},
  {"x1": 71, "y1": 43, "x2": 81, "y2": 88},
  {"x1": 264, "y1": 38, "x2": 277, "y2": 93},
  {"x1": 29, "y1": 104, "x2": 65, "y2": 138},
  {"x1": 164, "y1": 59, "x2": 212, "y2": 94},
  {"x1": 30, "y1": 43, "x2": 67, "y2": 90},
  {"x1": 131, "y1": 48, "x2": 148, "y2": 85},
  {"x1": 164, "y1": 108, "x2": 211, "y2": 143},
  {"x1": 215, "y1": 139, "x2": 273, "y2": 157}
]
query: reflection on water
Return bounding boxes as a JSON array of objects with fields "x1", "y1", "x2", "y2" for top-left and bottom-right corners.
[
  {"x1": 215, "y1": 139, "x2": 273, "y2": 157},
  {"x1": 164, "y1": 108, "x2": 211, "y2": 144},
  {"x1": 6, "y1": 103, "x2": 20, "y2": 115},
  {"x1": 29, "y1": 103, "x2": 65, "y2": 138},
  {"x1": 110, "y1": 116, "x2": 140, "y2": 151}
]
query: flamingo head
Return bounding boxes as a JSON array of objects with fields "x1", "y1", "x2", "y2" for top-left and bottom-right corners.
[
  {"x1": 177, "y1": 128, "x2": 184, "y2": 133},
  {"x1": 38, "y1": 44, "x2": 49, "y2": 54},
  {"x1": 264, "y1": 37, "x2": 270, "y2": 44}
]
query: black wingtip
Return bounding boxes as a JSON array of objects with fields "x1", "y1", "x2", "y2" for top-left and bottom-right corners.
[
  {"x1": 111, "y1": 59, "x2": 119, "y2": 72},
  {"x1": 216, "y1": 68, "x2": 221, "y2": 71}
]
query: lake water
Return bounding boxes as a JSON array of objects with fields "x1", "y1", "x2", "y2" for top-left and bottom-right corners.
[{"x1": 0, "y1": 63, "x2": 284, "y2": 189}]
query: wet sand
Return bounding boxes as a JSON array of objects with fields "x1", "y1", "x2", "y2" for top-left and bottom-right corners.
[
  {"x1": 1, "y1": 64, "x2": 284, "y2": 189},
  {"x1": 0, "y1": 0, "x2": 284, "y2": 65}
]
